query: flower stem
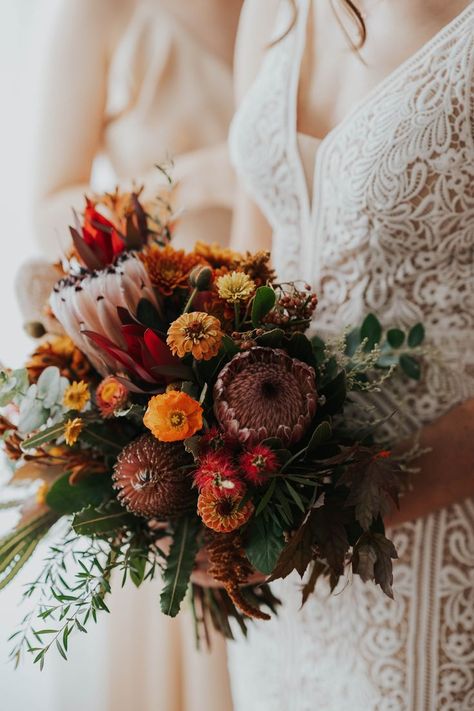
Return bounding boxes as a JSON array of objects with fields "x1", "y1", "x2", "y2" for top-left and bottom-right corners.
[
  {"x1": 234, "y1": 302, "x2": 241, "y2": 330},
  {"x1": 183, "y1": 287, "x2": 198, "y2": 314}
]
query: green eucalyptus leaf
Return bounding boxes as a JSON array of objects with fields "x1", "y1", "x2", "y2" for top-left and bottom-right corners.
[
  {"x1": 160, "y1": 517, "x2": 200, "y2": 617},
  {"x1": 320, "y1": 371, "x2": 347, "y2": 414},
  {"x1": 386, "y1": 328, "x2": 405, "y2": 349},
  {"x1": 400, "y1": 354, "x2": 421, "y2": 381},
  {"x1": 251, "y1": 286, "x2": 276, "y2": 328},
  {"x1": 345, "y1": 328, "x2": 361, "y2": 357},
  {"x1": 360, "y1": 314, "x2": 382, "y2": 351},
  {"x1": 408, "y1": 323, "x2": 425, "y2": 348}
]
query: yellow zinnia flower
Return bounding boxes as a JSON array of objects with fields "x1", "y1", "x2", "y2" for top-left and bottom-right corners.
[
  {"x1": 216, "y1": 271, "x2": 256, "y2": 303},
  {"x1": 64, "y1": 418, "x2": 83, "y2": 446},
  {"x1": 63, "y1": 381, "x2": 90, "y2": 411},
  {"x1": 167, "y1": 312, "x2": 223, "y2": 361}
]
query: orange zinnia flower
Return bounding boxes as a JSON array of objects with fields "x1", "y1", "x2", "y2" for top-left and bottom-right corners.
[
  {"x1": 167, "y1": 312, "x2": 223, "y2": 361},
  {"x1": 140, "y1": 244, "x2": 204, "y2": 295},
  {"x1": 144, "y1": 391, "x2": 203, "y2": 442},
  {"x1": 197, "y1": 487, "x2": 254, "y2": 533}
]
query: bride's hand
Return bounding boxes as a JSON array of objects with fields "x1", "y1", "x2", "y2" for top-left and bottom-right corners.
[{"x1": 386, "y1": 397, "x2": 474, "y2": 527}]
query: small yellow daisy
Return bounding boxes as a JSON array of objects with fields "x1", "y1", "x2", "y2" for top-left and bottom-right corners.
[
  {"x1": 63, "y1": 381, "x2": 90, "y2": 411},
  {"x1": 64, "y1": 418, "x2": 83, "y2": 446},
  {"x1": 216, "y1": 271, "x2": 256, "y2": 303}
]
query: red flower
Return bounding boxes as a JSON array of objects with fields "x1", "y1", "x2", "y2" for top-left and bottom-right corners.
[
  {"x1": 194, "y1": 452, "x2": 245, "y2": 497},
  {"x1": 70, "y1": 199, "x2": 125, "y2": 270},
  {"x1": 240, "y1": 445, "x2": 279, "y2": 486},
  {"x1": 85, "y1": 316, "x2": 181, "y2": 387}
]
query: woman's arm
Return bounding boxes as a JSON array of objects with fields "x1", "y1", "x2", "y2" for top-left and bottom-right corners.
[
  {"x1": 388, "y1": 397, "x2": 474, "y2": 526},
  {"x1": 34, "y1": 0, "x2": 133, "y2": 257},
  {"x1": 229, "y1": 0, "x2": 275, "y2": 253}
]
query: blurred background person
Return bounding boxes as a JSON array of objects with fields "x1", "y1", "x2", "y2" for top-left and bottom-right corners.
[{"x1": 7, "y1": 0, "x2": 243, "y2": 709}]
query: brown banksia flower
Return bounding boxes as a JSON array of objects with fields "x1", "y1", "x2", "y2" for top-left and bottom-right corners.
[
  {"x1": 214, "y1": 347, "x2": 317, "y2": 446},
  {"x1": 113, "y1": 434, "x2": 195, "y2": 518},
  {"x1": 206, "y1": 531, "x2": 270, "y2": 621}
]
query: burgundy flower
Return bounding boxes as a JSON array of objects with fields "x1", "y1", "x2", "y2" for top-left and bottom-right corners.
[
  {"x1": 214, "y1": 347, "x2": 317, "y2": 446},
  {"x1": 113, "y1": 434, "x2": 195, "y2": 519},
  {"x1": 240, "y1": 444, "x2": 280, "y2": 485},
  {"x1": 194, "y1": 452, "x2": 245, "y2": 497}
]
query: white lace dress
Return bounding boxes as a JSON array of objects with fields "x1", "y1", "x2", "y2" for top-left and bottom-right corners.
[{"x1": 227, "y1": 2, "x2": 474, "y2": 709}]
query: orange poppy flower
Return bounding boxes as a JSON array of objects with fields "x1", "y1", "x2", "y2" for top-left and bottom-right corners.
[{"x1": 144, "y1": 391, "x2": 203, "y2": 442}]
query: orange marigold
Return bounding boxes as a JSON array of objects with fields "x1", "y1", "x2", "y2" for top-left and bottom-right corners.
[
  {"x1": 27, "y1": 336, "x2": 92, "y2": 384},
  {"x1": 197, "y1": 487, "x2": 254, "y2": 533},
  {"x1": 167, "y1": 312, "x2": 223, "y2": 361},
  {"x1": 140, "y1": 244, "x2": 204, "y2": 295},
  {"x1": 144, "y1": 391, "x2": 203, "y2": 442}
]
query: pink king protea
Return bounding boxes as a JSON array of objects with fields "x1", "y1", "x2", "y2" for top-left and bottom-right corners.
[
  {"x1": 214, "y1": 347, "x2": 317, "y2": 446},
  {"x1": 50, "y1": 253, "x2": 159, "y2": 374}
]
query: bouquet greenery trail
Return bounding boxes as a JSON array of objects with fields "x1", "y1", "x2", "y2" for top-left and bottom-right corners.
[{"x1": 0, "y1": 184, "x2": 425, "y2": 667}]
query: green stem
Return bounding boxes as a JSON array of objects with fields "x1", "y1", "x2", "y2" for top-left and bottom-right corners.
[
  {"x1": 234, "y1": 302, "x2": 241, "y2": 330},
  {"x1": 183, "y1": 287, "x2": 198, "y2": 314}
]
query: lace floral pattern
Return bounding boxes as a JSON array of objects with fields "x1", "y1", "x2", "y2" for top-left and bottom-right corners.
[{"x1": 228, "y1": 1, "x2": 474, "y2": 709}]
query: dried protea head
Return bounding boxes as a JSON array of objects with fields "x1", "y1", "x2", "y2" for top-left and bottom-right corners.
[
  {"x1": 214, "y1": 347, "x2": 317, "y2": 446},
  {"x1": 113, "y1": 434, "x2": 195, "y2": 519}
]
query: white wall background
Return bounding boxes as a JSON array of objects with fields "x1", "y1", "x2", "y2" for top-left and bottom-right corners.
[{"x1": 0, "y1": 2, "x2": 107, "y2": 709}]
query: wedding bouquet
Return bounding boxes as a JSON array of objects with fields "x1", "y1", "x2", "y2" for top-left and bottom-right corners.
[{"x1": 0, "y1": 185, "x2": 425, "y2": 666}]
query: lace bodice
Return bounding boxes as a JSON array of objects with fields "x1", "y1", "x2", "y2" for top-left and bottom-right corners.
[{"x1": 227, "y1": 2, "x2": 474, "y2": 709}]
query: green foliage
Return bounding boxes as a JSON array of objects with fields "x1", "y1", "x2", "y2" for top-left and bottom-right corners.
[
  {"x1": 408, "y1": 323, "x2": 425, "y2": 348},
  {"x1": 0, "y1": 369, "x2": 29, "y2": 407},
  {"x1": 386, "y1": 328, "x2": 405, "y2": 348},
  {"x1": 306, "y1": 421, "x2": 332, "y2": 459},
  {"x1": 284, "y1": 332, "x2": 316, "y2": 368},
  {"x1": 0, "y1": 513, "x2": 58, "y2": 590},
  {"x1": 46, "y1": 473, "x2": 114, "y2": 516},
  {"x1": 21, "y1": 421, "x2": 68, "y2": 451},
  {"x1": 136, "y1": 298, "x2": 166, "y2": 333},
  {"x1": 244, "y1": 515, "x2": 285, "y2": 575},
  {"x1": 160, "y1": 517, "x2": 201, "y2": 617},
  {"x1": 360, "y1": 314, "x2": 382, "y2": 351},
  {"x1": 399, "y1": 354, "x2": 421, "y2": 380},
  {"x1": 72, "y1": 502, "x2": 135, "y2": 537},
  {"x1": 18, "y1": 367, "x2": 70, "y2": 435},
  {"x1": 251, "y1": 286, "x2": 276, "y2": 328},
  {"x1": 255, "y1": 328, "x2": 285, "y2": 348}
]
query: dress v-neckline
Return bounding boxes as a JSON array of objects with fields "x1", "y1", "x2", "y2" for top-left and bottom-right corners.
[{"x1": 291, "y1": 0, "x2": 474, "y2": 222}]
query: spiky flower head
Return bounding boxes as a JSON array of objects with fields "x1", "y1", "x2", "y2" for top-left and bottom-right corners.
[
  {"x1": 214, "y1": 347, "x2": 317, "y2": 446},
  {"x1": 216, "y1": 271, "x2": 256, "y2": 303},
  {"x1": 197, "y1": 487, "x2": 253, "y2": 533},
  {"x1": 140, "y1": 244, "x2": 204, "y2": 295},
  {"x1": 63, "y1": 381, "x2": 90, "y2": 411},
  {"x1": 113, "y1": 434, "x2": 195, "y2": 518},
  {"x1": 194, "y1": 452, "x2": 245, "y2": 496},
  {"x1": 167, "y1": 312, "x2": 223, "y2": 361},
  {"x1": 240, "y1": 445, "x2": 280, "y2": 485}
]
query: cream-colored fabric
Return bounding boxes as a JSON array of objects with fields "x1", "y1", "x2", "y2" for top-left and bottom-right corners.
[{"x1": 228, "y1": 1, "x2": 474, "y2": 709}]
